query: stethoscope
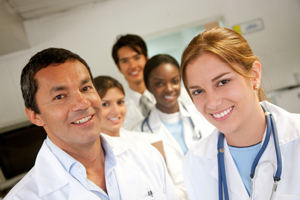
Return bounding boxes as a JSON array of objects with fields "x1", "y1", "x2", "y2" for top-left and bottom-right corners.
[
  {"x1": 217, "y1": 104, "x2": 282, "y2": 200},
  {"x1": 141, "y1": 103, "x2": 202, "y2": 139}
]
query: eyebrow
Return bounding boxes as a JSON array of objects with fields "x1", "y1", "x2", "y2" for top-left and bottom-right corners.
[
  {"x1": 119, "y1": 53, "x2": 140, "y2": 61},
  {"x1": 212, "y1": 72, "x2": 230, "y2": 82},
  {"x1": 50, "y1": 77, "x2": 91, "y2": 94},
  {"x1": 152, "y1": 75, "x2": 180, "y2": 80},
  {"x1": 188, "y1": 72, "x2": 230, "y2": 89}
]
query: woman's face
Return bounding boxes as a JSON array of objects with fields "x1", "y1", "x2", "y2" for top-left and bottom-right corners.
[
  {"x1": 185, "y1": 52, "x2": 260, "y2": 135},
  {"x1": 147, "y1": 63, "x2": 181, "y2": 113},
  {"x1": 100, "y1": 87, "x2": 126, "y2": 136}
]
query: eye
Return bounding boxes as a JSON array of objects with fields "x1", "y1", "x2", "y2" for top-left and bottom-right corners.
[
  {"x1": 134, "y1": 55, "x2": 141, "y2": 60},
  {"x1": 120, "y1": 59, "x2": 127, "y2": 64},
  {"x1": 155, "y1": 82, "x2": 163, "y2": 87},
  {"x1": 191, "y1": 89, "x2": 203, "y2": 96},
  {"x1": 102, "y1": 102, "x2": 109, "y2": 107},
  {"x1": 54, "y1": 94, "x2": 65, "y2": 100},
  {"x1": 172, "y1": 79, "x2": 180, "y2": 84},
  {"x1": 82, "y1": 86, "x2": 92, "y2": 92},
  {"x1": 117, "y1": 100, "x2": 125, "y2": 105},
  {"x1": 218, "y1": 80, "x2": 230, "y2": 86}
]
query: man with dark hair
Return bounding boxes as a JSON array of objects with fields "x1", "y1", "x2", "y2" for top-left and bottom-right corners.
[
  {"x1": 112, "y1": 34, "x2": 156, "y2": 129},
  {"x1": 4, "y1": 48, "x2": 178, "y2": 200}
]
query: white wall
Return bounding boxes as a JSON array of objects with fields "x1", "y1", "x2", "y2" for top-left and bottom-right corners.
[{"x1": 0, "y1": 0, "x2": 300, "y2": 129}]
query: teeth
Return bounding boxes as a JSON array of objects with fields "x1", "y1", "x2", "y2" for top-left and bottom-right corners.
[
  {"x1": 164, "y1": 96, "x2": 174, "y2": 99},
  {"x1": 213, "y1": 107, "x2": 233, "y2": 119},
  {"x1": 73, "y1": 115, "x2": 92, "y2": 124},
  {"x1": 130, "y1": 71, "x2": 139, "y2": 75},
  {"x1": 108, "y1": 117, "x2": 119, "y2": 121}
]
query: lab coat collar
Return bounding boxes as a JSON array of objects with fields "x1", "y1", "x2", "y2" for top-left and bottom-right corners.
[
  {"x1": 261, "y1": 101, "x2": 300, "y2": 145},
  {"x1": 147, "y1": 102, "x2": 190, "y2": 130},
  {"x1": 35, "y1": 141, "x2": 69, "y2": 197},
  {"x1": 100, "y1": 134, "x2": 142, "y2": 200},
  {"x1": 192, "y1": 101, "x2": 300, "y2": 199}
]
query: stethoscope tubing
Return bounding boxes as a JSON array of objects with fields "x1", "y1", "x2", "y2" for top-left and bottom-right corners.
[
  {"x1": 141, "y1": 103, "x2": 201, "y2": 139},
  {"x1": 218, "y1": 104, "x2": 282, "y2": 200}
]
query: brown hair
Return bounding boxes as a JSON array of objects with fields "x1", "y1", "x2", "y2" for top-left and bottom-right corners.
[
  {"x1": 93, "y1": 76, "x2": 125, "y2": 99},
  {"x1": 181, "y1": 27, "x2": 266, "y2": 101}
]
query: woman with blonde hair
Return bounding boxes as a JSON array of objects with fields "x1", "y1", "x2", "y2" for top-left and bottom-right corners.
[{"x1": 181, "y1": 27, "x2": 300, "y2": 200}]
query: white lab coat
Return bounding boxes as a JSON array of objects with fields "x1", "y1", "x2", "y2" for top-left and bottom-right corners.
[
  {"x1": 183, "y1": 101, "x2": 300, "y2": 200},
  {"x1": 120, "y1": 127, "x2": 160, "y2": 143},
  {"x1": 123, "y1": 88, "x2": 193, "y2": 130},
  {"x1": 4, "y1": 134, "x2": 179, "y2": 200},
  {"x1": 133, "y1": 102, "x2": 215, "y2": 200}
]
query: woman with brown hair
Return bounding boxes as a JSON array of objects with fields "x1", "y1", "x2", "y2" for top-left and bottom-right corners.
[{"x1": 181, "y1": 27, "x2": 300, "y2": 200}]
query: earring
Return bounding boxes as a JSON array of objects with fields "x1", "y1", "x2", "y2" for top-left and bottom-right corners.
[{"x1": 254, "y1": 84, "x2": 259, "y2": 90}]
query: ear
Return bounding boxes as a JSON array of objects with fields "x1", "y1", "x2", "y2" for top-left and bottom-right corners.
[
  {"x1": 251, "y1": 61, "x2": 262, "y2": 88},
  {"x1": 25, "y1": 108, "x2": 45, "y2": 127}
]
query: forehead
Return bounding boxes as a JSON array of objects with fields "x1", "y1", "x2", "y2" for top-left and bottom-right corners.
[
  {"x1": 103, "y1": 87, "x2": 124, "y2": 99},
  {"x1": 35, "y1": 60, "x2": 91, "y2": 90},
  {"x1": 117, "y1": 46, "x2": 142, "y2": 59},
  {"x1": 150, "y1": 63, "x2": 180, "y2": 78}
]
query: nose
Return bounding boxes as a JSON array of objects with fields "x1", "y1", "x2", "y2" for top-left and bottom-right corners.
[
  {"x1": 72, "y1": 91, "x2": 91, "y2": 111},
  {"x1": 164, "y1": 82, "x2": 174, "y2": 93},
  {"x1": 110, "y1": 102, "x2": 120, "y2": 114},
  {"x1": 128, "y1": 58, "x2": 137, "y2": 69},
  {"x1": 206, "y1": 90, "x2": 222, "y2": 110}
]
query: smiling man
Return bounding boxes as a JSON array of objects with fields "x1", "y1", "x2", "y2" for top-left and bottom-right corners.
[
  {"x1": 4, "y1": 48, "x2": 178, "y2": 200},
  {"x1": 112, "y1": 34, "x2": 156, "y2": 129}
]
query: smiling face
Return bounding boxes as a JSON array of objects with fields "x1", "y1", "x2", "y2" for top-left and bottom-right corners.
[
  {"x1": 100, "y1": 87, "x2": 126, "y2": 137},
  {"x1": 186, "y1": 52, "x2": 261, "y2": 136},
  {"x1": 25, "y1": 60, "x2": 102, "y2": 151},
  {"x1": 117, "y1": 46, "x2": 147, "y2": 88},
  {"x1": 147, "y1": 63, "x2": 181, "y2": 113}
]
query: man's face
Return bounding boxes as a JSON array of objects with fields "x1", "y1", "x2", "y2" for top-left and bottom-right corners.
[
  {"x1": 26, "y1": 60, "x2": 102, "y2": 150},
  {"x1": 117, "y1": 46, "x2": 148, "y2": 86}
]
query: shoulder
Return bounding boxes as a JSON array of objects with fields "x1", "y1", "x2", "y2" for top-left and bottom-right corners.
[
  {"x1": 4, "y1": 168, "x2": 39, "y2": 199},
  {"x1": 102, "y1": 133, "x2": 161, "y2": 158},
  {"x1": 185, "y1": 129, "x2": 219, "y2": 160},
  {"x1": 121, "y1": 128, "x2": 159, "y2": 143},
  {"x1": 262, "y1": 101, "x2": 300, "y2": 144}
]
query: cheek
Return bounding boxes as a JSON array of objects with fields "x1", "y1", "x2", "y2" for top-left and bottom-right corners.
[
  {"x1": 193, "y1": 98, "x2": 205, "y2": 114},
  {"x1": 121, "y1": 106, "x2": 127, "y2": 116},
  {"x1": 101, "y1": 107, "x2": 110, "y2": 118}
]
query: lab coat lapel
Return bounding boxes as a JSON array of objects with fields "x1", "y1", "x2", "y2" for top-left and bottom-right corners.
[
  {"x1": 223, "y1": 138, "x2": 249, "y2": 200},
  {"x1": 149, "y1": 107, "x2": 184, "y2": 156},
  {"x1": 105, "y1": 136, "x2": 141, "y2": 200},
  {"x1": 114, "y1": 157, "x2": 141, "y2": 200},
  {"x1": 35, "y1": 142, "x2": 69, "y2": 197},
  {"x1": 206, "y1": 133, "x2": 249, "y2": 199}
]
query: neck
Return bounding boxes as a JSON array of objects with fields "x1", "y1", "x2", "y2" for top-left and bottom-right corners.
[
  {"x1": 156, "y1": 101, "x2": 179, "y2": 114},
  {"x1": 129, "y1": 81, "x2": 146, "y2": 94},
  {"x1": 101, "y1": 129, "x2": 120, "y2": 137},
  {"x1": 225, "y1": 102, "x2": 266, "y2": 147},
  {"x1": 60, "y1": 137, "x2": 107, "y2": 192}
]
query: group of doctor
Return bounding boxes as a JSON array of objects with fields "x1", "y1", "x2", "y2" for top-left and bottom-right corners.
[
  {"x1": 4, "y1": 27, "x2": 300, "y2": 200},
  {"x1": 95, "y1": 28, "x2": 300, "y2": 200}
]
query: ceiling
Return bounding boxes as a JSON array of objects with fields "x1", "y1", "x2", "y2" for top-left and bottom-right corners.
[{"x1": 0, "y1": 0, "x2": 105, "y2": 56}]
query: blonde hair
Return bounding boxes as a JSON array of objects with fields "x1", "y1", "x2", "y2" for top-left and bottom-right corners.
[{"x1": 181, "y1": 27, "x2": 266, "y2": 101}]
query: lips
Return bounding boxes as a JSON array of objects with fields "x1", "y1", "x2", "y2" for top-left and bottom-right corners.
[
  {"x1": 129, "y1": 71, "x2": 139, "y2": 75},
  {"x1": 211, "y1": 106, "x2": 233, "y2": 119},
  {"x1": 72, "y1": 115, "x2": 93, "y2": 124}
]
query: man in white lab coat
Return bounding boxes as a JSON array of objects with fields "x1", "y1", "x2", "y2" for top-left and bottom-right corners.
[
  {"x1": 4, "y1": 48, "x2": 178, "y2": 200},
  {"x1": 112, "y1": 34, "x2": 156, "y2": 130},
  {"x1": 111, "y1": 34, "x2": 193, "y2": 130}
]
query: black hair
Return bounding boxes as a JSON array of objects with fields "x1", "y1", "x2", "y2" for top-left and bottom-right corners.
[
  {"x1": 21, "y1": 47, "x2": 93, "y2": 114},
  {"x1": 143, "y1": 54, "x2": 180, "y2": 89},
  {"x1": 112, "y1": 34, "x2": 148, "y2": 68}
]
